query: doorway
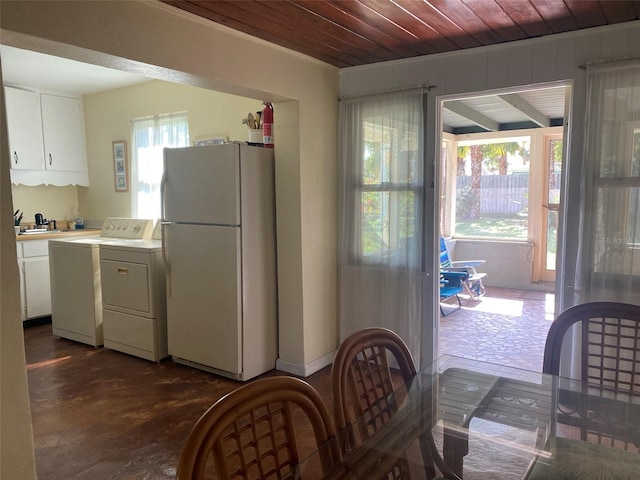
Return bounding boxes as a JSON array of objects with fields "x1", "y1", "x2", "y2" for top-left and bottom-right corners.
[{"x1": 436, "y1": 82, "x2": 571, "y2": 369}]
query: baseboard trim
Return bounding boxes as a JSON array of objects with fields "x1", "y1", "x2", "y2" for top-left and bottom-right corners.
[
  {"x1": 23, "y1": 316, "x2": 52, "y2": 329},
  {"x1": 276, "y1": 350, "x2": 335, "y2": 377}
]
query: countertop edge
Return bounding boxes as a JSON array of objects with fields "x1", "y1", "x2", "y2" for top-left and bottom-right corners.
[{"x1": 16, "y1": 229, "x2": 101, "y2": 241}]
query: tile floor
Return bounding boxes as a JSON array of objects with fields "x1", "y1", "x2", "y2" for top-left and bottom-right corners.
[
  {"x1": 23, "y1": 286, "x2": 554, "y2": 479},
  {"x1": 439, "y1": 286, "x2": 555, "y2": 371}
]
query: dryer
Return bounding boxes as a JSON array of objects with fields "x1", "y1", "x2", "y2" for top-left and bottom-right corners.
[
  {"x1": 49, "y1": 218, "x2": 153, "y2": 347},
  {"x1": 98, "y1": 224, "x2": 167, "y2": 362}
]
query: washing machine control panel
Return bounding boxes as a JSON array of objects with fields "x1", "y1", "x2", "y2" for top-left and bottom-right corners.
[{"x1": 100, "y1": 218, "x2": 154, "y2": 239}]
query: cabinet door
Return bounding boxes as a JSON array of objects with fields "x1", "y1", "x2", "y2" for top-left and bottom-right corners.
[
  {"x1": 4, "y1": 87, "x2": 45, "y2": 170},
  {"x1": 23, "y1": 257, "x2": 52, "y2": 319},
  {"x1": 40, "y1": 94, "x2": 87, "y2": 173}
]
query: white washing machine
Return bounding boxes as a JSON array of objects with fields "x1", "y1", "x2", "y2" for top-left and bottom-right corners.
[
  {"x1": 49, "y1": 218, "x2": 154, "y2": 347},
  {"x1": 98, "y1": 224, "x2": 167, "y2": 362}
]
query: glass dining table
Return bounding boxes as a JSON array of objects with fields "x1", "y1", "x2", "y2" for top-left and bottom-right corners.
[{"x1": 283, "y1": 355, "x2": 640, "y2": 480}]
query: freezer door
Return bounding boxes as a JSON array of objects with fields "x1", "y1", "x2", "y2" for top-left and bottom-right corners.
[
  {"x1": 165, "y1": 223, "x2": 242, "y2": 374},
  {"x1": 163, "y1": 144, "x2": 240, "y2": 225}
]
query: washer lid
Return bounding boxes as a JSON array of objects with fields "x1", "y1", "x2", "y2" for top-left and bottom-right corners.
[{"x1": 98, "y1": 238, "x2": 163, "y2": 252}]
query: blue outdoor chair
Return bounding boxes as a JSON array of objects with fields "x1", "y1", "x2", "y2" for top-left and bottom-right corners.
[
  {"x1": 440, "y1": 237, "x2": 487, "y2": 300},
  {"x1": 440, "y1": 270, "x2": 468, "y2": 316}
]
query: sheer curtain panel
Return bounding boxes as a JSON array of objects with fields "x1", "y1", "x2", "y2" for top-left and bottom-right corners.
[
  {"x1": 131, "y1": 112, "x2": 189, "y2": 220},
  {"x1": 338, "y1": 90, "x2": 425, "y2": 365},
  {"x1": 575, "y1": 61, "x2": 640, "y2": 306}
]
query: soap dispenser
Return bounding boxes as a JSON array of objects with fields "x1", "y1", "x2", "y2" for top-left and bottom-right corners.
[{"x1": 75, "y1": 210, "x2": 84, "y2": 230}]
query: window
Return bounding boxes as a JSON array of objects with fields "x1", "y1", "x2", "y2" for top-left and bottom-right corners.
[
  {"x1": 339, "y1": 91, "x2": 423, "y2": 270},
  {"x1": 131, "y1": 112, "x2": 189, "y2": 220},
  {"x1": 453, "y1": 136, "x2": 531, "y2": 239},
  {"x1": 592, "y1": 119, "x2": 640, "y2": 274},
  {"x1": 361, "y1": 123, "x2": 421, "y2": 260}
]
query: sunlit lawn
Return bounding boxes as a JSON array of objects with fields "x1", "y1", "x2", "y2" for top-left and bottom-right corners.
[{"x1": 455, "y1": 216, "x2": 528, "y2": 238}]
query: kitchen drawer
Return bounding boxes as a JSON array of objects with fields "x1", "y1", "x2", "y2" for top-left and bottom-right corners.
[{"x1": 21, "y1": 239, "x2": 49, "y2": 257}]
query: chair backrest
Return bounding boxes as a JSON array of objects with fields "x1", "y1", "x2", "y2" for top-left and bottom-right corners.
[
  {"x1": 543, "y1": 302, "x2": 640, "y2": 451},
  {"x1": 176, "y1": 376, "x2": 339, "y2": 480},
  {"x1": 439, "y1": 237, "x2": 452, "y2": 269},
  {"x1": 543, "y1": 302, "x2": 640, "y2": 395},
  {"x1": 331, "y1": 327, "x2": 417, "y2": 437},
  {"x1": 331, "y1": 328, "x2": 460, "y2": 480}
]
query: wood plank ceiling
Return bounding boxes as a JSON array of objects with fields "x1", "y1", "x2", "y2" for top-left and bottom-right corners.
[{"x1": 161, "y1": 0, "x2": 640, "y2": 68}]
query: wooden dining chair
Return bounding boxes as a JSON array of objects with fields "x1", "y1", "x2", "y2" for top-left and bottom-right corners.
[
  {"x1": 176, "y1": 376, "x2": 340, "y2": 480},
  {"x1": 331, "y1": 327, "x2": 461, "y2": 480},
  {"x1": 526, "y1": 301, "x2": 640, "y2": 479}
]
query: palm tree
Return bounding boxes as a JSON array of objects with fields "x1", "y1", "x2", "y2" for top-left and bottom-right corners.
[
  {"x1": 482, "y1": 142, "x2": 520, "y2": 175},
  {"x1": 456, "y1": 145, "x2": 469, "y2": 176},
  {"x1": 469, "y1": 144, "x2": 483, "y2": 218}
]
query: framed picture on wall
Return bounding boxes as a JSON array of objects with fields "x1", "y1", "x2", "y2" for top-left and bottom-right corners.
[{"x1": 113, "y1": 140, "x2": 128, "y2": 192}]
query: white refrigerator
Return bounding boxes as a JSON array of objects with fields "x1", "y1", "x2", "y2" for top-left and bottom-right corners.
[{"x1": 161, "y1": 143, "x2": 277, "y2": 381}]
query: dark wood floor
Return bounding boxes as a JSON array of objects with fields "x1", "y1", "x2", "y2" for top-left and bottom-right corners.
[
  {"x1": 24, "y1": 286, "x2": 552, "y2": 479},
  {"x1": 24, "y1": 323, "x2": 333, "y2": 480}
]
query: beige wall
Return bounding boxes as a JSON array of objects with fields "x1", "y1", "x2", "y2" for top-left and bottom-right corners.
[
  {"x1": 1, "y1": 0, "x2": 339, "y2": 371},
  {"x1": 1, "y1": 63, "x2": 37, "y2": 480},
  {"x1": 11, "y1": 184, "x2": 79, "y2": 229},
  {"x1": 81, "y1": 80, "x2": 262, "y2": 222},
  {"x1": 1, "y1": 0, "x2": 338, "y2": 475}
]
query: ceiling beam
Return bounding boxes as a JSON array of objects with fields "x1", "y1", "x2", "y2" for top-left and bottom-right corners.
[
  {"x1": 444, "y1": 101, "x2": 499, "y2": 132},
  {"x1": 498, "y1": 93, "x2": 550, "y2": 127}
]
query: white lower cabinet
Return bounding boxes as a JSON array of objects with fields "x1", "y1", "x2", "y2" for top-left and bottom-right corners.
[{"x1": 17, "y1": 240, "x2": 52, "y2": 320}]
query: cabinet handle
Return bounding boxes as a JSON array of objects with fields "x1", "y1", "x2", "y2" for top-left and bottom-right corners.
[
  {"x1": 13, "y1": 151, "x2": 18, "y2": 164},
  {"x1": 48, "y1": 153, "x2": 53, "y2": 166},
  {"x1": 117, "y1": 267, "x2": 129, "y2": 275}
]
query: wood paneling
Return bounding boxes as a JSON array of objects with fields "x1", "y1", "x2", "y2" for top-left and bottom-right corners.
[{"x1": 161, "y1": 0, "x2": 640, "y2": 68}]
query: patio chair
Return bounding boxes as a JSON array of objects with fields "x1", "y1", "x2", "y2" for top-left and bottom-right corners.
[
  {"x1": 439, "y1": 237, "x2": 487, "y2": 300},
  {"x1": 439, "y1": 270, "x2": 467, "y2": 316}
]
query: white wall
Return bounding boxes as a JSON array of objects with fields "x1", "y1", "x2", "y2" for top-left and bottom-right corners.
[
  {"x1": 450, "y1": 239, "x2": 540, "y2": 291},
  {"x1": 340, "y1": 21, "x2": 640, "y2": 304},
  {"x1": 340, "y1": 20, "x2": 640, "y2": 363}
]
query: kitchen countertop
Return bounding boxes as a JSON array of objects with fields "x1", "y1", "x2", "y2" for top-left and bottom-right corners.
[{"x1": 16, "y1": 228, "x2": 101, "y2": 241}]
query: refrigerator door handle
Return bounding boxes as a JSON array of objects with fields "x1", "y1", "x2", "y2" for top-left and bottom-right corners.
[
  {"x1": 160, "y1": 170, "x2": 167, "y2": 221},
  {"x1": 160, "y1": 169, "x2": 171, "y2": 296},
  {"x1": 161, "y1": 221, "x2": 171, "y2": 297}
]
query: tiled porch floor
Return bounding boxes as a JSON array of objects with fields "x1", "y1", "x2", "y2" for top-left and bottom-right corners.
[{"x1": 438, "y1": 286, "x2": 556, "y2": 372}]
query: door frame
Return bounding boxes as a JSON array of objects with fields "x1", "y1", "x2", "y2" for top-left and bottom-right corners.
[{"x1": 423, "y1": 81, "x2": 573, "y2": 368}]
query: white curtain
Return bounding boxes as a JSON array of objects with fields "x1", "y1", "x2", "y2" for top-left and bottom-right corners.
[
  {"x1": 131, "y1": 112, "x2": 189, "y2": 220},
  {"x1": 338, "y1": 90, "x2": 425, "y2": 365},
  {"x1": 574, "y1": 61, "x2": 640, "y2": 306}
]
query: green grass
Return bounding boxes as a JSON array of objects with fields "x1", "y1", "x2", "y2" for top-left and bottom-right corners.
[{"x1": 455, "y1": 215, "x2": 528, "y2": 238}]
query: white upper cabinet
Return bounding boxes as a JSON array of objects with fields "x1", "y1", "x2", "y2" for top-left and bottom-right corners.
[
  {"x1": 41, "y1": 93, "x2": 87, "y2": 174},
  {"x1": 5, "y1": 86, "x2": 89, "y2": 186},
  {"x1": 5, "y1": 86, "x2": 45, "y2": 170}
]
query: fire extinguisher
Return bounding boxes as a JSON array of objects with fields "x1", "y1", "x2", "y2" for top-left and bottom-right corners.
[{"x1": 262, "y1": 102, "x2": 274, "y2": 149}]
